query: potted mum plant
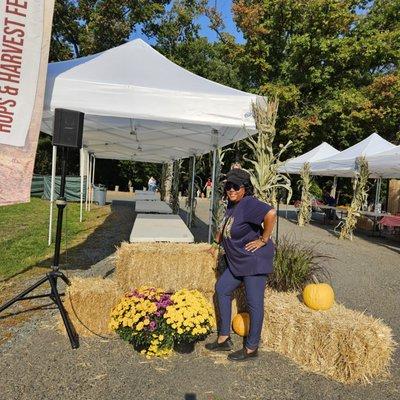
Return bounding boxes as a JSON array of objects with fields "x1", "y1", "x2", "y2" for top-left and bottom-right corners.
[
  {"x1": 110, "y1": 286, "x2": 215, "y2": 357},
  {"x1": 165, "y1": 288, "x2": 216, "y2": 353}
]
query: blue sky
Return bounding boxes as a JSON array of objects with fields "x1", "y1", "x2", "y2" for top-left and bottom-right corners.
[
  {"x1": 198, "y1": 0, "x2": 244, "y2": 43},
  {"x1": 131, "y1": 0, "x2": 244, "y2": 44}
]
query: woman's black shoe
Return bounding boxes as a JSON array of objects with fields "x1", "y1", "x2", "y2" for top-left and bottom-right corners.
[
  {"x1": 205, "y1": 337, "x2": 233, "y2": 352},
  {"x1": 227, "y1": 347, "x2": 258, "y2": 361}
]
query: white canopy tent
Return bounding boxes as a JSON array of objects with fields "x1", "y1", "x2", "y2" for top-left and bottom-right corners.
[
  {"x1": 41, "y1": 39, "x2": 260, "y2": 243},
  {"x1": 367, "y1": 146, "x2": 400, "y2": 179},
  {"x1": 279, "y1": 142, "x2": 339, "y2": 174},
  {"x1": 309, "y1": 133, "x2": 396, "y2": 177},
  {"x1": 41, "y1": 38, "x2": 258, "y2": 162}
]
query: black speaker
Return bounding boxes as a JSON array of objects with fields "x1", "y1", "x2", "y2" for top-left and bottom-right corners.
[{"x1": 53, "y1": 108, "x2": 84, "y2": 148}]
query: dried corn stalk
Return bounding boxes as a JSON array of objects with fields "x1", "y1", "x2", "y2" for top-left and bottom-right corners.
[
  {"x1": 169, "y1": 160, "x2": 181, "y2": 214},
  {"x1": 339, "y1": 157, "x2": 370, "y2": 240},
  {"x1": 298, "y1": 163, "x2": 312, "y2": 226},
  {"x1": 212, "y1": 148, "x2": 231, "y2": 236},
  {"x1": 244, "y1": 96, "x2": 292, "y2": 207},
  {"x1": 160, "y1": 162, "x2": 170, "y2": 201}
]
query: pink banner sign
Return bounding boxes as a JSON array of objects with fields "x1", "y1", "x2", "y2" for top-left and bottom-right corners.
[{"x1": 0, "y1": 0, "x2": 54, "y2": 206}]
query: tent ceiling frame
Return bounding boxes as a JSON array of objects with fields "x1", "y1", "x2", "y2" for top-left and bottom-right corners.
[{"x1": 83, "y1": 117, "x2": 214, "y2": 151}]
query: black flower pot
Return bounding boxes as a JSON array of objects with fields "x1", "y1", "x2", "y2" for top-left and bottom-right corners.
[{"x1": 174, "y1": 341, "x2": 195, "y2": 354}]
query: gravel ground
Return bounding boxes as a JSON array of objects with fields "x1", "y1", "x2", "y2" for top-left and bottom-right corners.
[{"x1": 0, "y1": 197, "x2": 399, "y2": 400}]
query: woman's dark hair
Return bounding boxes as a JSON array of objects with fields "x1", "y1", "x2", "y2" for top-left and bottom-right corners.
[{"x1": 243, "y1": 181, "x2": 254, "y2": 196}]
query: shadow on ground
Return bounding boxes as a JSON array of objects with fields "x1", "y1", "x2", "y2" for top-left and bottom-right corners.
[
  {"x1": 38, "y1": 200, "x2": 135, "y2": 271},
  {"x1": 179, "y1": 208, "x2": 209, "y2": 243}
]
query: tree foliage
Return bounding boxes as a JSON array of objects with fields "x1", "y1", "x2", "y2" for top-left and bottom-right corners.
[
  {"x1": 231, "y1": 0, "x2": 400, "y2": 154},
  {"x1": 50, "y1": 0, "x2": 169, "y2": 60}
]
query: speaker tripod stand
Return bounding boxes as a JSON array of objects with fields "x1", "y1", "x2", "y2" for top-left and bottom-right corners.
[{"x1": 0, "y1": 146, "x2": 79, "y2": 349}]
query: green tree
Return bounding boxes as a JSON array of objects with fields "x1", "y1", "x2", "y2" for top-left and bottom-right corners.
[
  {"x1": 118, "y1": 160, "x2": 162, "y2": 190},
  {"x1": 144, "y1": 0, "x2": 243, "y2": 89},
  {"x1": 231, "y1": 0, "x2": 400, "y2": 154},
  {"x1": 34, "y1": 133, "x2": 53, "y2": 175},
  {"x1": 50, "y1": 0, "x2": 170, "y2": 61}
]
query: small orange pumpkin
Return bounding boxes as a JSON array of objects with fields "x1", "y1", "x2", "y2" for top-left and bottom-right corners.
[
  {"x1": 232, "y1": 312, "x2": 250, "y2": 336},
  {"x1": 303, "y1": 283, "x2": 335, "y2": 311}
]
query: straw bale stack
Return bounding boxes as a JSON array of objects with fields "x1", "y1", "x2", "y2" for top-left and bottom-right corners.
[
  {"x1": 63, "y1": 277, "x2": 124, "y2": 337},
  {"x1": 261, "y1": 289, "x2": 396, "y2": 384},
  {"x1": 115, "y1": 242, "x2": 217, "y2": 292}
]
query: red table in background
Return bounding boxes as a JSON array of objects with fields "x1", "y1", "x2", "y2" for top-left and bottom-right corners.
[{"x1": 379, "y1": 215, "x2": 400, "y2": 228}]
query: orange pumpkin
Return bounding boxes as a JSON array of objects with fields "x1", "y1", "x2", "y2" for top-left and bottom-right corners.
[
  {"x1": 232, "y1": 312, "x2": 250, "y2": 336},
  {"x1": 303, "y1": 283, "x2": 335, "y2": 311}
]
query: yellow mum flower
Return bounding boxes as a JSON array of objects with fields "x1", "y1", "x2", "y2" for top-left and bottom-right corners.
[{"x1": 136, "y1": 322, "x2": 144, "y2": 331}]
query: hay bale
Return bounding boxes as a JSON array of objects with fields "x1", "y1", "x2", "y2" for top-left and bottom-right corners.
[
  {"x1": 261, "y1": 289, "x2": 396, "y2": 384},
  {"x1": 115, "y1": 242, "x2": 217, "y2": 292},
  {"x1": 63, "y1": 277, "x2": 124, "y2": 337}
]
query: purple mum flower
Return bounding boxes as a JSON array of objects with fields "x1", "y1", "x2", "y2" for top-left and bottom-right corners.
[{"x1": 148, "y1": 321, "x2": 157, "y2": 331}]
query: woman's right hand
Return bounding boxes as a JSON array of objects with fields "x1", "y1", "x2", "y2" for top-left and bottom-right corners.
[{"x1": 207, "y1": 246, "x2": 218, "y2": 257}]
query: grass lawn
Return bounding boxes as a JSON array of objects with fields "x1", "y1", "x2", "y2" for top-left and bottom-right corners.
[{"x1": 0, "y1": 198, "x2": 110, "y2": 280}]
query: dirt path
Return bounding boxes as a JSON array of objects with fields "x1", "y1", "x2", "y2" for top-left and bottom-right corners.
[{"x1": 0, "y1": 198, "x2": 399, "y2": 400}]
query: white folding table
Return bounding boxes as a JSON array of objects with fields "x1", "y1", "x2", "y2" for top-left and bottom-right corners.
[
  {"x1": 129, "y1": 214, "x2": 194, "y2": 243},
  {"x1": 134, "y1": 192, "x2": 158, "y2": 201},
  {"x1": 135, "y1": 200, "x2": 172, "y2": 214}
]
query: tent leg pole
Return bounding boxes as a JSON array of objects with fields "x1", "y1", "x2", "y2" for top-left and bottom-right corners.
[
  {"x1": 208, "y1": 148, "x2": 217, "y2": 243},
  {"x1": 88, "y1": 154, "x2": 92, "y2": 212},
  {"x1": 48, "y1": 146, "x2": 57, "y2": 246},
  {"x1": 79, "y1": 148, "x2": 84, "y2": 222},
  {"x1": 331, "y1": 176, "x2": 337, "y2": 199},
  {"x1": 188, "y1": 156, "x2": 196, "y2": 228},
  {"x1": 91, "y1": 156, "x2": 96, "y2": 207},
  {"x1": 85, "y1": 151, "x2": 89, "y2": 211},
  {"x1": 374, "y1": 178, "x2": 382, "y2": 212}
]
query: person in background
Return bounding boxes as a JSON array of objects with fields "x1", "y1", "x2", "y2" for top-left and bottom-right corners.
[
  {"x1": 148, "y1": 176, "x2": 157, "y2": 192},
  {"x1": 230, "y1": 162, "x2": 242, "y2": 170},
  {"x1": 323, "y1": 189, "x2": 336, "y2": 207},
  {"x1": 323, "y1": 189, "x2": 336, "y2": 220},
  {"x1": 206, "y1": 169, "x2": 276, "y2": 362},
  {"x1": 204, "y1": 178, "x2": 212, "y2": 198}
]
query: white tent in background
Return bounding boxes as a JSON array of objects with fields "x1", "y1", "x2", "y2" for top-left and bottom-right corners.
[
  {"x1": 279, "y1": 142, "x2": 339, "y2": 174},
  {"x1": 309, "y1": 133, "x2": 396, "y2": 177},
  {"x1": 41, "y1": 38, "x2": 259, "y2": 162},
  {"x1": 367, "y1": 146, "x2": 400, "y2": 179}
]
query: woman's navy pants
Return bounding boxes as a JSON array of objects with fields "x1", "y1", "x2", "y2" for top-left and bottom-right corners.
[{"x1": 215, "y1": 267, "x2": 267, "y2": 350}]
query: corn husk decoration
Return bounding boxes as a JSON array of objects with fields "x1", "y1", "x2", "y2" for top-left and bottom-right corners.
[
  {"x1": 212, "y1": 147, "x2": 232, "y2": 238},
  {"x1": 298, "y1": 163, "x2": 312, "y2": 226},
  {"x1": 339, "y1": 157, "x2": 370, "y2": 240},
  {"x1": 160, "y1": 161, "x2": 173, "y2": 202},
  {"x1": 244, "y1": 97, "x2": 292, "y2": 208},
  {"x1": 160, "y1": 162, "x2": 170, "y2": 201},
  {"x1": 184, "y1": 156, "x2": 197, "y2": 224},
  {"x1": 168, "y1": 160, "x2": 181, "y2": 214}
]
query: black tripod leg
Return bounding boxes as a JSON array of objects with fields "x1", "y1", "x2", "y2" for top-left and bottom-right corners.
[
  {"x1": 48, "y1": 274, "x2": 79, "y2": 349},
  {"x1": 54, "y1": 271, "x2": 71, "y2": 286},
  {"x1": 0, "y1": 275, "x2": 49, "y2": 314}
]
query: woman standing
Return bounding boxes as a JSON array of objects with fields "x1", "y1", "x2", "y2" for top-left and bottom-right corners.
[{"x1": 206, "y1": 169, "x2": 276, "y2": 361}]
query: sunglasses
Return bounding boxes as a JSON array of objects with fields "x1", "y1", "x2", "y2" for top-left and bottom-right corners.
[{"x1": 224, "y1": 182, "x2": 243, "y2": 191}]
